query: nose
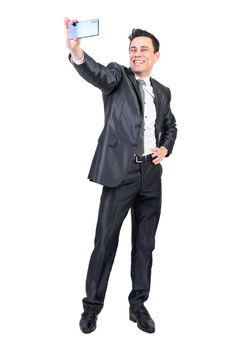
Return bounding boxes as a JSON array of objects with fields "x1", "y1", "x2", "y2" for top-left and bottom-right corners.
[{"x1": 134, "y1": 50, "x2": 142, "y2": 57}]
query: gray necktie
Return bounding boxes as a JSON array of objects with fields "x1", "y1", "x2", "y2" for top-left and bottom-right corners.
[{"x1": 136, "y1": 79, "x2": 146, "y2": 156}]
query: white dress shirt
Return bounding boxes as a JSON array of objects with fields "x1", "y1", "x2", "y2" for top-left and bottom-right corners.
[
  {"x1": 71, "y1": 55, "x2": 85, "y2": 65},
  {"x1": 136, "y1": 77, "x2": 157, "y2": 155}
]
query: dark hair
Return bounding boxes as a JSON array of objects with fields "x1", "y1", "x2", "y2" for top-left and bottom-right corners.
[{"x1": 128, "y1": 28, "x2": 160, "y2": 53}]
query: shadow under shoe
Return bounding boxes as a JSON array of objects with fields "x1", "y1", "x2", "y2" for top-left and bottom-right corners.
[
  {"x1": 79, "y1": 312, "x2": 97, "y2": 334},
  {"x1": 129, "y1": 306, "x2": 155, "y2": 333}
]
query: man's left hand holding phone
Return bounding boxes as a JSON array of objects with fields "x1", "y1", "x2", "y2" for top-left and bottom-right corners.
[{"x1": 64, "y1": 17, "x2": 84, "y2": 62}]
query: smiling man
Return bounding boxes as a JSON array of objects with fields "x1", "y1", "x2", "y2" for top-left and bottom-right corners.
[
  {"x1": 64, "y1": 20, "x2": 177, "y2": 334},
  {"x1": 129, "y1": 36, "x2": 160, "y2": 78}
]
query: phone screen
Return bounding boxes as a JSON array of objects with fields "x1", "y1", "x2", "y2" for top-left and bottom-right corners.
[{"x1": 68, "y1": 19, "x2": 99, "y2": 40}]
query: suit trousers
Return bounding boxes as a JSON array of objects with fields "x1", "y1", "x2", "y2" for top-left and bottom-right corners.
[{"x1": 82, "y1": 160, "x2": 162, "y2": 314}]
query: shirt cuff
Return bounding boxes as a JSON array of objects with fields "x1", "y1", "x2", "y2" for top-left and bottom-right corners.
[{"x1": 71, "y1": 54, "x2": 85, "y2": 65}]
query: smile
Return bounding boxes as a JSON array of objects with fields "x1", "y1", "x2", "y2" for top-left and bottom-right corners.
[{"x1": 133, "y1": 60, "x2": 145, "y2": 64}]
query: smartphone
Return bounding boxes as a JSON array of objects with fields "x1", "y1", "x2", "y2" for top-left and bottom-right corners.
[{"x1": 68, "y1": 19, "x2": 99, "y2": 40}]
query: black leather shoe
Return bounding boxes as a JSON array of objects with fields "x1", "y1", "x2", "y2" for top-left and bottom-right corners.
[
  {"x1": 79, "y1": 312, "x2": 97, "y2": 334},
  {"x1": 129, "y1": 306, "x2": 155, "y2": 333}
]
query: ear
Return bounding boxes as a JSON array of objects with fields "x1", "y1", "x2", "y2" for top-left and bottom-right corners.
[{"x1": 154, "y1": 51, "x2": 160, "y2": 62}]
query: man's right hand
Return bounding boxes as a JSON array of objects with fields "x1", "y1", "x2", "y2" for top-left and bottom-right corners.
[{"x1": 64, "y1": 17, "x2": 84, "y2": 60}]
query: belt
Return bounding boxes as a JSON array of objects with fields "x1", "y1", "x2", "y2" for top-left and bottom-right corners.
[{"x1": 133, "y1": 154, "x2": 152, "y2": 163}]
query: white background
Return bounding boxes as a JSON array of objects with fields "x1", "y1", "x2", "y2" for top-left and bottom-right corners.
[{"x1": 0, "y1": 0, "x2": 234, "y2": 349}]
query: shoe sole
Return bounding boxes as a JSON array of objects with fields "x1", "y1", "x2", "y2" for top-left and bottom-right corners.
[
  {"x1": 129, "y1": 314, "x2": 155, "y2": 334},
  {"x1": 79, "y1": 325, "x2": 96, "y2": 334}
]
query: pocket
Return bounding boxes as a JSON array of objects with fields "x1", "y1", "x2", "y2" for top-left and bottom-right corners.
[
  {"x1": 98, "y1": 131, "x2": 117, "y2": 147},
  {"x1": 153, "y1": 163, "x2": 163, "y2": 176}
]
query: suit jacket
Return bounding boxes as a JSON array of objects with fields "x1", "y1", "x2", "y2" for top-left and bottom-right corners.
[{"x1": 69, "y1": 52, "x2": 177, "y2": 187}]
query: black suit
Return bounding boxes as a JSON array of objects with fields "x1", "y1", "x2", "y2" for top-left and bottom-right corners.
[
  {"x1": 69, "y1": 52, "x2": 177, "y2": 313},
  {"x1": 69, "y1": 53, "x2": 177, "y2": 187}
]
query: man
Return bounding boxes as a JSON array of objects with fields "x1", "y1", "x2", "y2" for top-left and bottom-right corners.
[{"x1": 64, "y1": 17, "x2": 177, "y2": 334}]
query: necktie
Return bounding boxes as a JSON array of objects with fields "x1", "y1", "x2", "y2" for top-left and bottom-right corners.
[{"x1": 136, "y1": 79, "x2": 146, "y2": 156}]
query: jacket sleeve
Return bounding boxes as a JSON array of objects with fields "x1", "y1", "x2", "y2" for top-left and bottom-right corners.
[
  {"x1": 68, "y1": 52, "x2": 122, "y2": 94},
  {"x1": 159, "y1": 88, "x2": 177, "y2": 156}
]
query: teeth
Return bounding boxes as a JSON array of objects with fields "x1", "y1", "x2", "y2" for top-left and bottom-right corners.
[{"x1": 134, "y1": 60, "x2": 144, "y2": 64}]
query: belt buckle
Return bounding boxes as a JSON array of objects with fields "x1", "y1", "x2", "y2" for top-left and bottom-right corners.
[{"x1": 135, "y1": 155, "x2": 144, "y2": 163}]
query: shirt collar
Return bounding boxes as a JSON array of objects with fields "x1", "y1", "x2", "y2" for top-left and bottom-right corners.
[{"x1": 135, "y1": 75, "x2": 151, "y2": 87}]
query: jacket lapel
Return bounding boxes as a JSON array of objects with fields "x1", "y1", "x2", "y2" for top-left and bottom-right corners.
[
  {"x1": 150, "y1": 77, "x2": 161, "y2": 115},
  {"x1": 126, "y1": 68, "x2": 144, "y2": 114}
]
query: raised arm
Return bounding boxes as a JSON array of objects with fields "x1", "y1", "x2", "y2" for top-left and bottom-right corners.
[{"x1": 64, "y1": 17, "x2": 122, "y2": 93}]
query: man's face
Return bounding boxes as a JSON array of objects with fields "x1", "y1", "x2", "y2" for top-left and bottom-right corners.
[{"x1": 129, "y1": 36, "x2": 160, "y2": 78}]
